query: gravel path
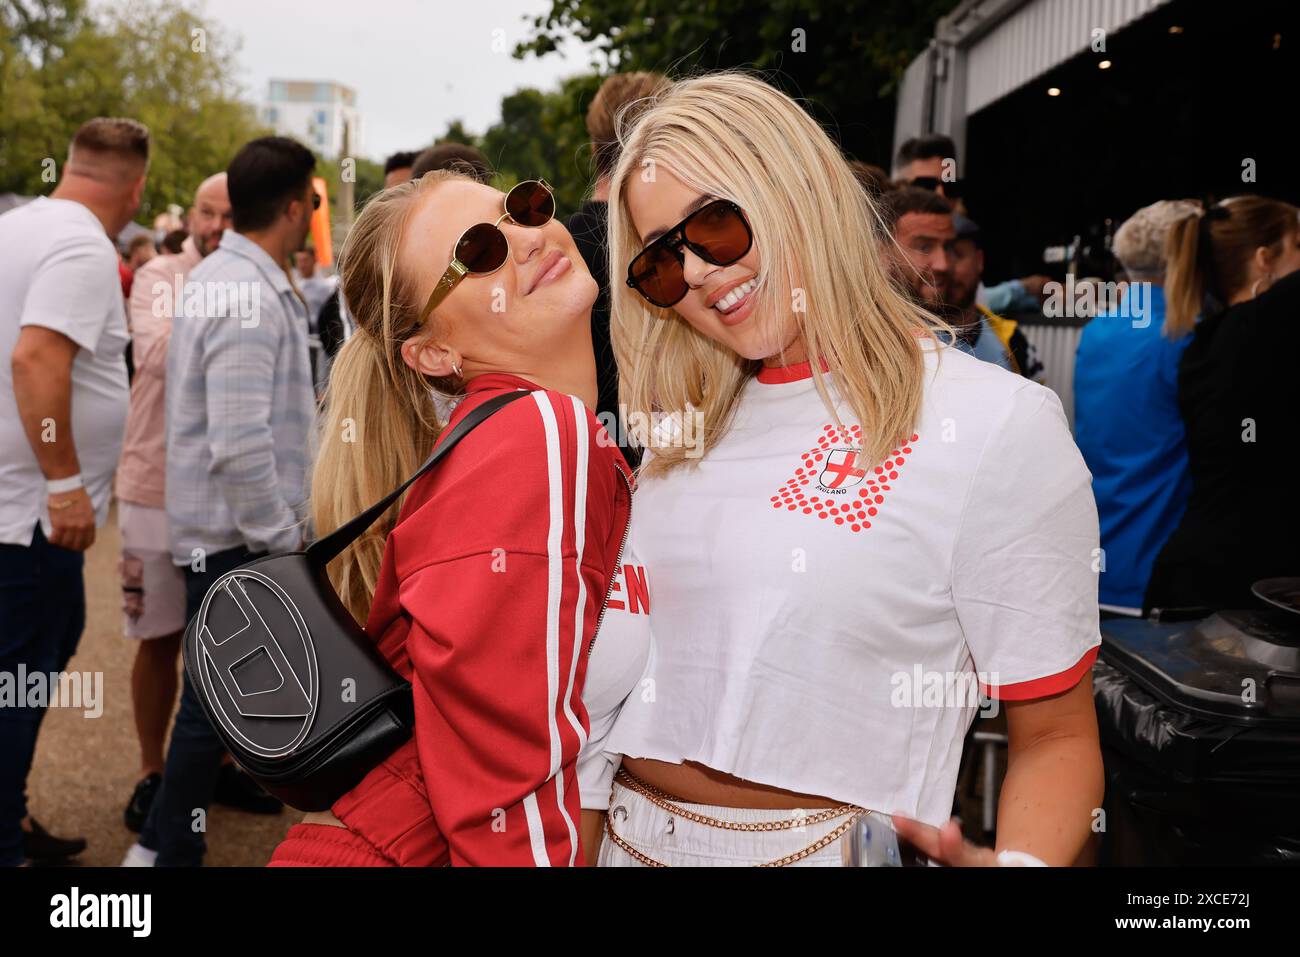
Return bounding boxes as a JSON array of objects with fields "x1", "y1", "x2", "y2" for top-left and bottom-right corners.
[{"x1": 26, "y1": 504, "x2": 298, "y2": 867}]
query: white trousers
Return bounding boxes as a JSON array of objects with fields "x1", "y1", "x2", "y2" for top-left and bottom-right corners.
[{"x1": 597, "y1": 777, "x2": 873, "y2": 867}]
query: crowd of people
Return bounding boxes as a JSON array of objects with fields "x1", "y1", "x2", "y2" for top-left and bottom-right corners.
[{"x1": 1, "y1": 67, "x2": 1295, "y2": 868}]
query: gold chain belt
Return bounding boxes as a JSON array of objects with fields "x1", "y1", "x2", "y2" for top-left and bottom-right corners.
[{"x1": 606, "y1": 768, "x2": 864, "y2": 867}]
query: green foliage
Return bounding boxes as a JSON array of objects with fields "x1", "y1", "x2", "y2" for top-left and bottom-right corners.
[
  {"x1": 2, "y1": 0, "x2": 956, "y2": 236},
  {"x1": 479, "y1": 73, "x2": 602, "y2": 216},
  {"x1": 513, "y1": 0, "x2": 961, "y2": 165},
  {"x1": 432, "y1": 74, "x2": 600, "y2": 219},
  {"x1": 436, "y1": 0, "x2": 955, "y2": 217},
  {"x1": 0, "y1": 0, "x2": 268, "y2": 223},
  {"x1": 438, "y1": 120, "x2": 476, "y2": 148}
]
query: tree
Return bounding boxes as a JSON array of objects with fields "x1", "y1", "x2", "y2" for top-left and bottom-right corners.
[
  {"x1": 479, "y1": 73, "x2": 602, "y2": 215},
  {"x1": 513, "y1": 0, "x2": 960, "y2": 166},
  {"x1": 428, "y1": 72, "x2": 600, "y2": 218},
  {"x1": 0, "y1": 0, "x2": 267, "y2": 224},
  {"x1": 437, "y1": 120, "x2": 477, "y2": 148},
  {"x1": 102, "y1": 0, "x2": 268, "y2": 221},
  {"x1": 1, "y1": 0, "x2": 117, "y2": 191}
]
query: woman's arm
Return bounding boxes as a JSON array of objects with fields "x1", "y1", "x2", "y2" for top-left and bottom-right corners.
[
  {"x1": 900, "y1": 384, "x2": 1105, "y2": 866},
  {"x1": 891, "y1": 675, "x2": 1102, "y2": 866},
  {"x1": 996, "y1": 674, "x2": 1103, "y2": 864}
]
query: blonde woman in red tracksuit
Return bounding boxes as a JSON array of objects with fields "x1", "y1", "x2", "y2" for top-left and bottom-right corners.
[{"x1": 268, "y1": 170, "x2": 640, "y2": 866}]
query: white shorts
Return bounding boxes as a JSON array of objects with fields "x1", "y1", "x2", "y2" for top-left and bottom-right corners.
[
  {"x1": 597, "y1": 776, "x2": 876, "y2": 867},
  {"x1": 119, "y1": 501, "x2": 187, "y2": 640}
]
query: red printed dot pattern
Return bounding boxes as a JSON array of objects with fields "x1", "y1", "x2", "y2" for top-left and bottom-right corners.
[{"x1": 770, "y1": 427, "x2": 919, "y2": 534}]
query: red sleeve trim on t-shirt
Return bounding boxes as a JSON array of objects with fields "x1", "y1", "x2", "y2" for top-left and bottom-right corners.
[{"x1": 979, "y1": 645, "x2": 1099, "y2": 701}]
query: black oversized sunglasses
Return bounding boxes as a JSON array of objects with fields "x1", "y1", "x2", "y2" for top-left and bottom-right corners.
[
  {"x1": 625, "y1": 199, "x2": 753, "y2": 308},
  {"x1": 908, "y1": 176, "x2": 964, "y2": 200}
]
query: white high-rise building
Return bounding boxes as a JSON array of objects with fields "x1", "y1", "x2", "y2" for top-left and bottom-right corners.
[{"x1": 261, "y1": 80, "x2": 363, "y2": 159}]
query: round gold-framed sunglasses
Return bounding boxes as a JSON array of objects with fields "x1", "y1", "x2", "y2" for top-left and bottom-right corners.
[{"x1": 417, "y1": 178, "x2": 556, "y2": 323}]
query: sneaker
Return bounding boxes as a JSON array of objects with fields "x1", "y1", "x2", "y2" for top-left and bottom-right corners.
[
  {"x1": 22, "y1": 818, "x2": 86, "y2": 862},
  {"x1": 124, "y1": 773, "x2": 161, "y2": 832},
  {"x1": 121, "y1": 842, "x2": 158, "y2": 867},
  {"x1": 214, "y1": 763, "x2": 283, "y2": 815}
]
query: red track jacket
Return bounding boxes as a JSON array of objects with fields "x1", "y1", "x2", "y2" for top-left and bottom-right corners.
[{"x1": 329, "y1": 373, "x2": 633, "y2": 865}]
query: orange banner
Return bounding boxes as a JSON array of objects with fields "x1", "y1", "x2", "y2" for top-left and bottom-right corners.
[{"x1": 310, "y1": 176, "x2": 333, "y2": 267}]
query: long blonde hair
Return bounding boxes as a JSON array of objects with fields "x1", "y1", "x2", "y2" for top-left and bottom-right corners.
[
  {"x1": 607, "y1": 71, "x2": 937, "y2": 476},
  {"x1": 313, "y1": 170, "x2": 468, "y2": 623}
]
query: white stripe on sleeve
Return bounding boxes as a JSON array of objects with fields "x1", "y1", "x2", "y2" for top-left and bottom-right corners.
[
  {"x1": 522, "y1": 792, "x2": 550, "y2": 867},
  {"x1": 528, "y1": 391, "x2": 579, "y2": 865}
]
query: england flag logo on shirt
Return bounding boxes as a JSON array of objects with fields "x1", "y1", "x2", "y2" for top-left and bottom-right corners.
[
  {"x1": 768, "y1": 425, "x2": 919, "y2": 535},
  {"x1": 819, "y1": 448, "x2": 868, "y2": 490}
]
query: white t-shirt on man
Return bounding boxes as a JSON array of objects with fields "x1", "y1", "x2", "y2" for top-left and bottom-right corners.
[
  {"x1": 605, "y1": 343, "x2": 1101, "y2": 827},
  {"x1": 0, "y1": 197, "x2": 130, "y2": 545}
]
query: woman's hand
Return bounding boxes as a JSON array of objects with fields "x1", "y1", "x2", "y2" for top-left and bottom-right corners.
[
  {"x1": 891, "y1": 814, "x2": 1051, "y2": 866},
  {"x1": 889, "y1": 814, "x2": 1000, "y2": 867}
]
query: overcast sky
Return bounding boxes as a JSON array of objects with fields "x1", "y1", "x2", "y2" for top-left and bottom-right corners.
[{"x1": 144, "y1": 0, "x2": 600, "y2": 161}]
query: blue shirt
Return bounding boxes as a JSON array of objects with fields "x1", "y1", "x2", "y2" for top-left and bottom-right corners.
[
  {"x1": 951, "y1": 313, "x2": 1013, "y2": 372},
  {"x1": 980, "y1": 279, "x2": 1039, "y2": 316},
  {"x1": 1073, "y1": 285, "x2": 1190, "y2": 609}
]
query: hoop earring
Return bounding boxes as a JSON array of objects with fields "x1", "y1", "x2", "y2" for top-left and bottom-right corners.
[
  {"x1": 452, "y1": 361, "x2": 462, "y2": 378},
  {"x1": 1253, "y1": 270, "x2": 1276, "y2": 298}
]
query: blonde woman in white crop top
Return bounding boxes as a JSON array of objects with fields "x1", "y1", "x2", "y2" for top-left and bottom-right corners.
[{"x1": 591, "y1": 71, "x2": 1103, "y2": 868}]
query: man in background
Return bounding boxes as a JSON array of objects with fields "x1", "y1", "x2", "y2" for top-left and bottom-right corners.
[
  {"x1": 894, "y1": 133, "x2": 1049, "y2": 314},
  {"x1": 124, "y1": 136, "x2": 317, "y2": 867},
  {"x1": 160, "y1": 229, "x2": 188, "y2": 255},
  {"x1": 118, "y1": 172, "x2": 283, "y2": 835},
  {"x1": 879, "y1": 185, "x2": 955, "y2": 310},
  {"x1": 879, "y1": 188, "x2": 1040, "y2": 379},
  {"x1": 292, "y1": 246, "x2": 337, "y2": 321},
  {"x1": 410, "y1": 142, "x2": 492, "y2": 184},
  {"x1": 0, "y1": 117, "x2": 149, "y2": 867},
  {"x1": 893, "y1": 133, "x2": 966, "y2": 209},
  {"x1": 383, "y1": 149, "x2": 418, "y2": 189},
  {"x1": 942, "y1": 213, "x2": 1045, "y2": 381},
  {"x1": 1074, "y1": 200, "x2": 1200, "y2": 615}
]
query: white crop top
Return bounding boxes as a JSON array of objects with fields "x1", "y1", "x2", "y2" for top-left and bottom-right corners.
[
  {"x1": 605, "y1": 344, "x2": 1101, "y2": 826},
  {"x1": 577, "y1": 542, "x2": 652, "y2": 809}
]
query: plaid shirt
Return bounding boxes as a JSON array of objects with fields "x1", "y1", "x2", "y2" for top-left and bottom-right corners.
[{"x1": 165, "y1": 229, "x2": 316, "y2": 565}]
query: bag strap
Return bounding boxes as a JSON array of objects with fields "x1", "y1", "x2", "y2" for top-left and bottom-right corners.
[{"x1": 306, "y1": 390, "x2": 529, "y2": 567}]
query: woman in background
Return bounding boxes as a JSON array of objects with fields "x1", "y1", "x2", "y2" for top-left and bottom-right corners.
[{"x1": 1145, "y1": 196, "x2": 1300, "y2": 612}]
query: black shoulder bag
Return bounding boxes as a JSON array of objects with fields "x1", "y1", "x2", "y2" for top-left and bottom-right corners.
[{"x1": 181, "y1": 390, "x2": 528, "y2": 811}]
